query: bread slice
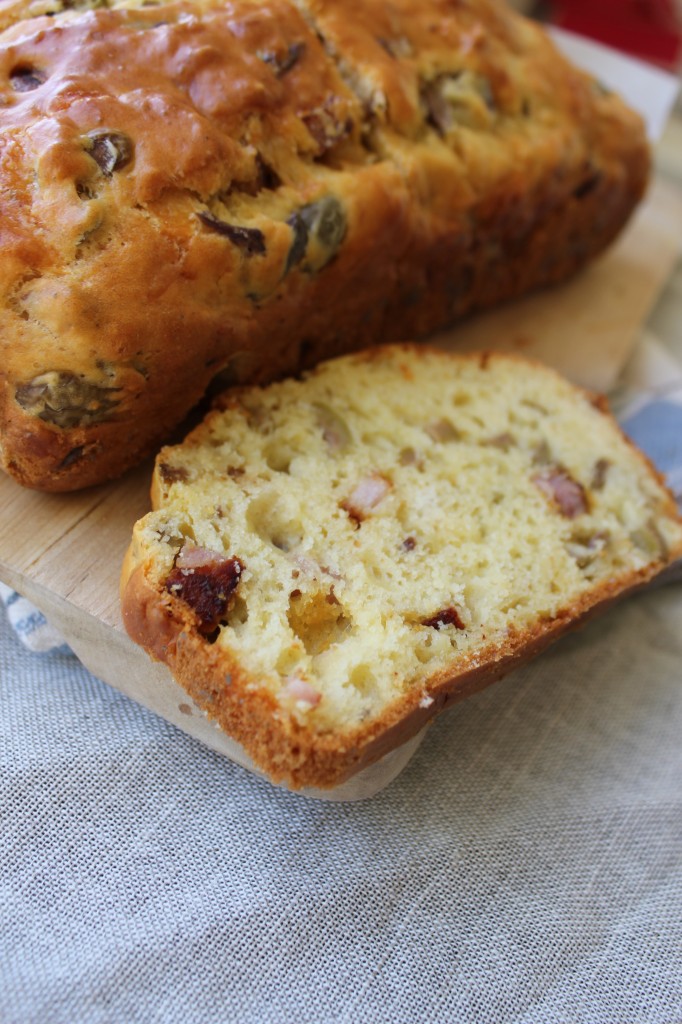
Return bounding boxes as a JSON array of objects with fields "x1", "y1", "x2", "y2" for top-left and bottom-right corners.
[
  {"x1": 0, "y1": 0, "x2": 649, "y2": 491},
  {"x1": 121, "y1": 347, "x2": 682, "y2": 789}
]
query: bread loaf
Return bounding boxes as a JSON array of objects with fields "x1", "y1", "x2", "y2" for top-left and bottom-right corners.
[
  {"x1": 121, "y1": 347, "x2": 682, "y2": 789},
  {"x1": 0, "y1": 0, "x2": 649, "y2": 491}
]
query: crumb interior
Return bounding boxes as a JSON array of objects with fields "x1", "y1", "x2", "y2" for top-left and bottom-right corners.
[{"x1": 137, "y1": 350, "x2": 682, "y2": 730}]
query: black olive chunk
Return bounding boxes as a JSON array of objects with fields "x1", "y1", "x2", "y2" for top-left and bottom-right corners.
[
  {"x1": 86, "y1": 130, "x2": 134, "y2": 176},
  {"x1": 10, "y1": 66, "x2": 47, "y2": 92},
  {"x1": 196, "y1": 212, "x2": 266, "y2": 256},
  {"x1": 259, "y1": 41, "x2": 305, "y2": 76}
]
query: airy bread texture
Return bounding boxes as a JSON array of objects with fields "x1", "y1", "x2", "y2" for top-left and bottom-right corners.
[
  {"x1": 121, "y1": 347, "x2": 682, "y2": 789},
  {"x1": 0, "y1": 0, "x2": 649, "y2": 491}
]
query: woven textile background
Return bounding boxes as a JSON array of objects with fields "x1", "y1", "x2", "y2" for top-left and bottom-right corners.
[{"x1": 2, "y1": 581, "x2": 682, "y2": 1024}]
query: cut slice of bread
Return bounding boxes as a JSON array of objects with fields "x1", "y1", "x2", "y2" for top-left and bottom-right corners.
[{"x1": 121, "y1": 347, "x2": 682, "y2": 789}]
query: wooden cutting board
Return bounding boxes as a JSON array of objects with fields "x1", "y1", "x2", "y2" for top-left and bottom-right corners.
[{"x1": 1, "y1": 174, "x2": 681, "y2": 799}]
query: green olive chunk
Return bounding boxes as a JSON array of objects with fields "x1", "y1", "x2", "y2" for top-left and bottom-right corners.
[
  {"x1": 15, "y1": 371, "x2": 122, "y2": 428},
  {"x1": 422, "y1": 71, "x2": 496, "y2": 134},
  {"x1": 286, "y1": 196, "x2": 347, "y2": 274}
]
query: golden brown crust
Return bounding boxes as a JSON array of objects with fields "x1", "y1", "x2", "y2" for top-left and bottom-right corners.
[
  {"x1": 121, "y1": 546, "x2": 671, "y2": 789},
  {"x1": 0, "y1": 0, "x2": 649, "y2": 491}
]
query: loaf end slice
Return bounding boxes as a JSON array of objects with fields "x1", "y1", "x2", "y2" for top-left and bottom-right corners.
[{"x1": 121, "y1": 347, "x2": 682, "y2": 789}]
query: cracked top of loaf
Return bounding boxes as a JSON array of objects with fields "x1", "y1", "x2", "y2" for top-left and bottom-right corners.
[{"x1": 0, "y1": 0, "x2": 649, "y2": 490}]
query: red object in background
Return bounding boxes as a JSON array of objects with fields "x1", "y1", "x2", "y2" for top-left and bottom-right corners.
[{"x1": 552, "y1": 0, "x2": 682, "y2": 69}]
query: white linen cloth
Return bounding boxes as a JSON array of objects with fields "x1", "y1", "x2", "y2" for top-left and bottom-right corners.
[
  {"x1": 2, "y1": 578, "x2": 681, "y2": 1023},
  {"x1": 0, "y1": 583, "x2": 68, "y2": 654},
  {"x1": 1, "y1": 335, "x2": 682, "y2": 1023}
]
